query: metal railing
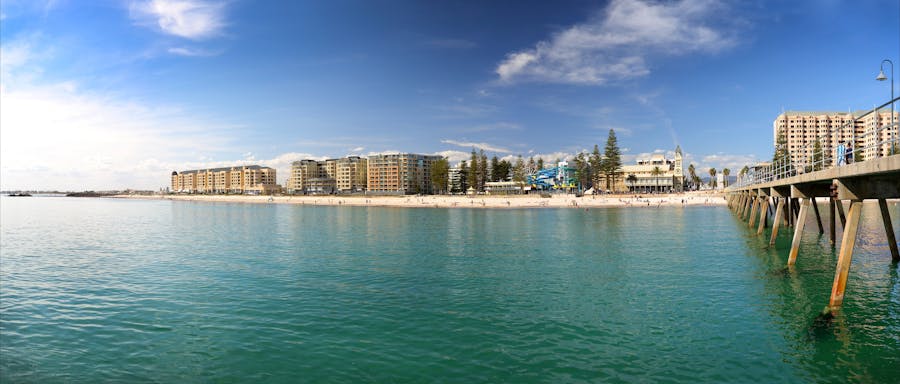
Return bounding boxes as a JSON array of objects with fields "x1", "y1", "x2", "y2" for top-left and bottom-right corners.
[{"x1": 729, "y1": 96, "x2": 900, "y2": 190}]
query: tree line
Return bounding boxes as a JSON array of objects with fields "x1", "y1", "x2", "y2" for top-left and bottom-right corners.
[{"x1": 431, "y1": 129, "x2": 625, "y2": 193}]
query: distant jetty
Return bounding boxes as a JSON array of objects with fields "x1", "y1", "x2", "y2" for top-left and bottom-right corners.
[{"x1": 66, "y1": 191, "x2": 118, "y2": 197}]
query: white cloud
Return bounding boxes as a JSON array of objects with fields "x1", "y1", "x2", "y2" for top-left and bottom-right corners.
[
  {"x1": 700, "y1": 153, "x2": 758, "y2": 171},
  {"x1": 432, "y1": 150, "x2": 470, "y2": 164},
  {"x1": 441, "y1": 139, "x2": 511, "y2": 153},
  {"x1": 529, "y1": 152, "x2": 575, "y2": 163},
  {"x1": 366, "y1": 150, "x2": 401, "y2": 157},
  {"x1": 130, "y1": 0, "x2": 227, "y2": 40},
  {"x1": 0, "y1": 81, "x2": 247, "y2": 191},
  {"x1": 496, "y1": 0, "x2": 736, "y2": 85},
  {"x1": 350, "y1": 146, "x2": 365, "y2": 153}
]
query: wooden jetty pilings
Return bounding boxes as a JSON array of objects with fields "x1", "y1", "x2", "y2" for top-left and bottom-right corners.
[{"x1": 726, "y1": 155, "x2": 900, "y2": 311}]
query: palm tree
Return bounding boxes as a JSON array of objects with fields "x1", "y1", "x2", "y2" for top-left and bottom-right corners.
[
  {"x1": 722, "y1": 168, "x2": 730, "y2": 188},
  {"x1": 708, "y1": 168, "x2": 717, "y2": 189},
  {"x1": 687, "y1": 163, "x2": 697, "y2": 190},
  {"x1": 651, "y1": 166, "x2": 663, "y2": 193},
  {"x1": 739, "y1": 165, "x2": 749, "y2": 184},
  {"x1": 626, "y1": 174, "x2": 637, "y2": 192}
]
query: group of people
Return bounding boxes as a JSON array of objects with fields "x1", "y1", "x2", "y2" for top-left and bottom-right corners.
[{"x1": 836, "y1": 141, "x2": 854, "y2": 166}]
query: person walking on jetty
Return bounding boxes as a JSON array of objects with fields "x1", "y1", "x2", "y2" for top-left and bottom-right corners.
[
  {"x1": 837, "y1": 142, "x2": 847, "y2": 166},
  {"x1": 845, "y1": 142, "x2": 853, "y2": 165}
]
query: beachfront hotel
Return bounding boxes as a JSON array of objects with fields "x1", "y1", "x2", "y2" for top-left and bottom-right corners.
[
  {"x1": 773, "y1": 110, "x2": 898, "y2": 166},
  {"x1": 171, "y1": 165, "x2": 278, "y2": 194},
  {"x1": 367, "y1": 153, "x2": 443, "y2": 194},
  {"x1": 598, "y1": 146, "x2": 685, "y2": 193},
  {"x1": 286, "y1": 156, "x2": 368, "y2": 194}
]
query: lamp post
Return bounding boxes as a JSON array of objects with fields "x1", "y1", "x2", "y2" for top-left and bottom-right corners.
[{"x1": 876, "y1": 59, "x2": 894, "y2": 155}]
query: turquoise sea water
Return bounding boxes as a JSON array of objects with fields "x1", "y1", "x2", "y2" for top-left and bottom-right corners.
[{"x1": 1, "y1": 196, "x2": 899, "y2": 383}]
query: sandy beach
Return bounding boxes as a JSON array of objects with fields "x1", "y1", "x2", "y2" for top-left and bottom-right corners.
[{"x1": 116, "y1": 191, "x2": 727, "y2": 209}]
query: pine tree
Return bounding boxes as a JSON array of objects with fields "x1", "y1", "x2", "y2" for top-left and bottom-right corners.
[
  {"x1": 479, "y1": 150, "x2": 488, "y2": 190},
  {"x1": 601, "y1": 129, "x2": 622, "y2": 192},
  {"x1": 811, "y1": 140, "x2": 824, "y2": 171},
  {"x1": 490, "y1": 156, "x2": 500, "y2": 182},
  {"x1": 459, "y1": 160, "x2": 469, "y2": 192},
  {"x1": 468, "y1": 149, "x2": 478, "y2": 192},
  {"x1": 430, "y1": 158, "x2": 449, "y2": 194},
  {"x1": 513, "y1": 155, "x2": 526, "y2": 186},
  {"x1": 589, "y1": 144, "x2": 602, "y2": 189},
  {"x1": 573, "y1": 152, "x2": 588, "y2": 190},
  {"x1": 773, "y1": 129, "x2": 790, "y2": 166}
]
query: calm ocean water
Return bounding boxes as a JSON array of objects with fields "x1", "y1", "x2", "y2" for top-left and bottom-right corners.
[{"x1": 1, "y1": 196, "x2": 898, "y2": 383}]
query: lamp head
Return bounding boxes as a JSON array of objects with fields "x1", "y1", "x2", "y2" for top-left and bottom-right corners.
[{"x1": 876, "y1": 69, "x2": 888, "y2": 81}]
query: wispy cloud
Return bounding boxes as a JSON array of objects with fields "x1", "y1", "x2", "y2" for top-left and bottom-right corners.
[
  {"x1": 496, "y1": 0, "x2": 737, "y2": 85},
  {"x1": 130, "y1": 0, "x2": 228, "y2": 40},
  {"x1": 167, "y1": 46, "x2": 221, "y2": 57},
  {"x1": 433, "y1": 100, "x2": 497, "y2": 119},
  {"x1": 441, "y1": 139, "x2": 511, "y2": 153}
]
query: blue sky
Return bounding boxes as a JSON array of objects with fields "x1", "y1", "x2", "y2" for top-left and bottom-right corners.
[{"x1": 1, "y1": 0, "x2": 898, "y2": 190}]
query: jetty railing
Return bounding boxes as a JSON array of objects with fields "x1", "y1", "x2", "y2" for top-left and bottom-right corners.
[{"x1": 730, "y1": 96, "x2": 900, "y2": 189}]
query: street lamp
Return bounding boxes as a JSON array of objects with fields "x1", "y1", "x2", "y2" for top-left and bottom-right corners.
[{"x1": 876, "y1": 59, "x2": 894, "y2": 155}]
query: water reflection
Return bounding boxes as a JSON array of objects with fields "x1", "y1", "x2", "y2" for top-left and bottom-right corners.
[{"x1": 736, "y1": 200, "x2": 900, "y2": 383}]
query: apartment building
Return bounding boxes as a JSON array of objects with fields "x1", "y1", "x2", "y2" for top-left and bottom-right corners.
[
  {"x1": 448, "y1": 165, "x2": 467, "y2": 194},
  {"x1": 171, "y1": 165, "x2": 278, "y2": 194},
  {"x1": 367, "y1": 153, "x2": 443, "y2": 194},
  {"x1": 286, "y1": 156, "x2": 367, "y2": 194},
  {"x1": 773, "y1": 110, "x2": 898, "y2": 167}
]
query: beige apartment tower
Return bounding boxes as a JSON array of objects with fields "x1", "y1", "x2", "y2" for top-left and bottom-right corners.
[
  {"x1": 286, "y1": 156, "x2": 367, "y2": 194},
  {"x1": 773, "y1": 110, "x2": 898, "y2": 167},
  {"x1": 171, "y1": 165, "x2": 278, "y2": 194},
  {"x1": 367, "y1": 153, "x2": 442, "y2": 194}
]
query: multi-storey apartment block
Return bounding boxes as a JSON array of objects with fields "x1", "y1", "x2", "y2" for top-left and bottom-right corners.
[
  {"x1": 773, "y1": 111, "x2": 898, "y2": 167},
  {"x1": 448, "y1": 165, "x2": 467, "y2": 194},
  {"x1": 286, "y1": 156, "x2": 367, "y2": 194},
  {"x1": 367, "y1": 153, "x2": 442, "y2": 194},
  {"x1": 171, "y1": 165, "x2": 278, "y2": 194}
]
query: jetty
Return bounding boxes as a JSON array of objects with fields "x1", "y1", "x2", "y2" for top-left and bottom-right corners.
[{"x1": 726, "y1": 98, "x2": 900, "y2": 311}]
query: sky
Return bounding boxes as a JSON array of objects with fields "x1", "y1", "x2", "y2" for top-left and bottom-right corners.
[{"x1": 1, "y1": 0, "x2": 898, "y2": 191}]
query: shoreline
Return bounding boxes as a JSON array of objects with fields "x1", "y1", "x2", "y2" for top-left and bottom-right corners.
[{"x1": 113, "y1": 191, "x2": 728, "y2": 209}]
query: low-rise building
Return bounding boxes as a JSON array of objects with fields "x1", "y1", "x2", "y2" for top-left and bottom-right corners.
[
  {"x1": 171, "y1": 165, "x2": 277, "y2": 194},
  {"x1": 599, "y1": 146, "x2": 685, "y2": 193}
]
